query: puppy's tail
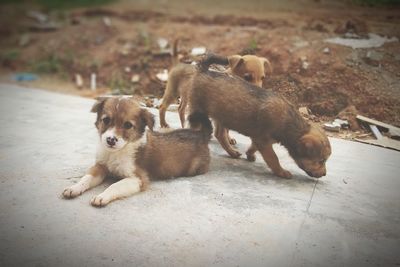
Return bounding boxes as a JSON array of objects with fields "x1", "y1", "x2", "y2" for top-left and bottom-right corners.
[
  {"x1": 188, "y1": 112, "x2": 213, "y2": 142},
  {"x1": 198, "y1": 53, "x2": 229, "y2": 72}
]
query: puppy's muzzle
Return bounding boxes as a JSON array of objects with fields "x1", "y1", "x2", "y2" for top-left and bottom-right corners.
[
  {"x1": 306, "y1": 170, "x2": 326, "y2": 178},
  {"x1": 106, "y1": 136, "x2": 118, "y2": 147}
]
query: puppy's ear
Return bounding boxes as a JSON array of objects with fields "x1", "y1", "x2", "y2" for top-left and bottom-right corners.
[
  {"x1": 299, "y1": 134, "x2": 319, "y2": 157},
  {"x1": 91, "y1": 97, "x2": 107, "y2": 113},
  {"x1": 140, "y1": 109, "x2": 155, "y2": 131},
  {"x1": 228, "y1": 55, "x2": 244, "y2": 70},
  {"x1": 261, "y1": 57, "x2": 273, "y2": 75}
]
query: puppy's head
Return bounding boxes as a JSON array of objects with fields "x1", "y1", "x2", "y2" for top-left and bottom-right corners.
[
  {"x1": 292, "y1": 125, "x2": 331, "y2": 178},
  {"x1": 91, "y1": 97, "x2": 154, "y2": 151},
  {"x1": 228, "y1": 55, "x2": 272, "y2": 87}
]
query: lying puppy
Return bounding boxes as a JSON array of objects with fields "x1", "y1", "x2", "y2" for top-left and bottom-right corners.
[
  {"x1": 188, "y1": 61, "x2": 331, "y2": 179},
  {"x1": 62, "y1": 97, "x2": 212, "y2": 207},
  {"x1": 159, "y1": 54, "x2": 272, "y2": 128}
]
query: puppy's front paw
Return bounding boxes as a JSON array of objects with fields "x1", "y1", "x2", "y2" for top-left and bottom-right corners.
[
  {"x1": 229, "y1": 138, "x2": 237, "y2": 145},
  {"x1": 91, "y1": 194, "x2": 111, "y2": 207},
  {"x1": 63, "y1": 186, "x2": 84, "y2": 199},
  {"x1": 276, "y1": 169, "x2": 292, "y2": 179},
  {"x1": 228, "y1": 150, "x2": 242, "y2": 159},
  {"x1": 246, "y1": 152, "x2": 256, "y2": 162}
]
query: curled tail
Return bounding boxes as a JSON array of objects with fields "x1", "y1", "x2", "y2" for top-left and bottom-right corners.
[
  {"x1": 188, "y1": 112, "x2": 213, "y2": 141},
  {"x1": 198, "y1": 53, "x2": 229, "y2": 72}
]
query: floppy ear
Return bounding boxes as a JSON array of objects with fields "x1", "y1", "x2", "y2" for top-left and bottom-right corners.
[
  {"x1": 140, "y1": 109, "x2": 155, "y2": 131},
  {"x1": 91, "y1": 97, "x2": 107, "y2": 113},
  {"x1": 228, "y1": 55, "x2": 244, "y2": 70},
  {"x1": 261, "y1": 57, "x2": 273, "y2": 75},
  {"x1": 299, "y1": 134, "x2": 319, "y2": 157}
]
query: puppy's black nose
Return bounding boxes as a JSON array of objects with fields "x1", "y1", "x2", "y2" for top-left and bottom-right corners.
[{"x1": 106, "y1": 136, "x2": 118, "y2": 146}]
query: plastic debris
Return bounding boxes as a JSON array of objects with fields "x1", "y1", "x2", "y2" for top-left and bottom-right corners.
[
  {"x1": 325, "y1": 33, "x2": 398, "y2": 49},
  {"x1": 12, "y1": 73, "x2": 38, "y2": 82}
]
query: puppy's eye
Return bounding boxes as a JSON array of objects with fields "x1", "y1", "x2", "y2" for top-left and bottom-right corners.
[
  {"x1": 244, "y1": 73, "x2": 252, "y2": 81},
  {"x1": 102, "y1": 117, "x2": 110, "y2": 125},
  {"x1": 123, "y1": 121, "x2": 133, "y2": 129}
]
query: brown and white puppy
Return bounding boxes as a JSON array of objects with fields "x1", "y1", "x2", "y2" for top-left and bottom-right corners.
[
  {"x1": 159, "y1": 54, "x2": 272, "y2": 128},
  {"x1": 62, "y1": 97, "x2": 212, "y2": 207},
  {"x1": 188, "y1": 63, "x2": 331, "y2": 179}
]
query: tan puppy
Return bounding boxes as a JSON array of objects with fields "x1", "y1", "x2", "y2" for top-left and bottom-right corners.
[
  {"x1": 159, "y1": 55, "x2": 272, "y2": 128},
  {"x1": 62, "y1": 97, "x2": 212, "y2": 207},
  {"x1": 188, "y1": 61, "x2": 331, "y2": 179}
]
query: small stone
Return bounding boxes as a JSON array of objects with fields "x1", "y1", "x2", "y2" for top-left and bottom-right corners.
[
  {"x1": 131, "y1": 74, "x2": 140, "y2": 83},
  {"x1": 191, "y1": 47, "x2": 206, "y2": 56},
  {"x1": 323, "y1": 47, "x2": 330, "y2": 54},
  {"x1": 156, "y1": 69, "x2": 168, "y2": 82}
]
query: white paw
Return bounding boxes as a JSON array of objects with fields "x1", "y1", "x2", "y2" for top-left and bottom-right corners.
[
  {"x1": 91, "y1": 194, "x2": 111, "y2": 207},
  {"x1": 63, "y1": 185, "x2": 84, "y2": 199}
]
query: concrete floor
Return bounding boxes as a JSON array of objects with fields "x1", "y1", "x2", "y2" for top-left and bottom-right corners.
[{"x1": 0, "y1": 84, "x2": 399, "y2": 267}]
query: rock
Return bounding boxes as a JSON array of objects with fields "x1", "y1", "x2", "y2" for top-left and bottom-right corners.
[
  {"x1": 27, "y1": 10, "x2": 48, "y2": 23},
  {"x1": 323, "y1": 47, "x2": 330, "y2": 54},
  {"x1": 156, "y1": 69, "x2": 168, "y2": 82},
  {"x1": 131, "y1": 74, "x2": 140, "y2": 83},
  {"x1": 75, "y1": 74, "x2": 83, "y2": 89},
  {"x1": 363, "y1": 50, "x2": 384, "y2": 67},
  {"x1": 191, "y1": 47, "x2": 206, "y2": 56},
  {"x1": 19, "y1": 34, "x2": 31, "y2": 47},
  {"x1": 157, "y1": 38, "x2": 168, "y2": 49},
  {"x1": 103, "y1": 17, "x2": 111, "y2": 27},
  {"x1": 299, "y1": 107, "x2": 310, "y2": 116}
]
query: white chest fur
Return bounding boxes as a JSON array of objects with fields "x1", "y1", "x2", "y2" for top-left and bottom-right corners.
[{"x1": 95, "y1": 137, "x2": 144, "y2": 178}]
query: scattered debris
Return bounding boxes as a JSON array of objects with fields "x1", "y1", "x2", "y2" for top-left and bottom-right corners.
[
  {"x1": 324, "y1": 122, "x2": 341, "y2": 132},
  {"x1": 19, "y1": 34, "x2": 31, "y2": 47},
  {"x1": 191, "y1": 47, "x2": 206, "y2": 56},
  {"x1": 120, "y1": 43, "x2": 133, "y2": 55},
  {"x1": 157, "y1": 38, "x2": 168, "y2": 49},
  {"x1": 29, "y1": 21, "x2": 60, "y2": 32},
  {"x1": 27, "y1": 10, "x2": 48, "y2": 24},
  {"x1": 333, "y1": 118, "x2": 350, "y2": 129},
  {"x1": 156, "y1": 69, "x2": 168, "y2": 82},
  {"x1": 343, "y1": 178, "x2": 348, "y2": 184},
  {"x1": 355, "y1": 115, "x2": 400, "y2": 151},
  {"x1": 363, "y1": 50, "x2": 384, "y2": 67},
  {"x1": 91, "y1": 73, "x2": 97, "y2": 91},
  {"x1": 12, "y1": 73, "x2": 38, "y2": 82},
  {"x1": 124, "y1": 66, "x2": 131, "y2": 73},
  {"x1": 103, "y1": 16, "x2": 112, "y2": 27},
  {"x1": 325, "y1": 33, "x2": 398, "y2": 49},
  {"x1": 356, "y1": 115, "x2": 400, "y2": 138},
  {"x1": 299, "y1": 106, "x2": 310, "y2": 116},
  {"x1": 323, "y1": 47, "x2": 330, "y2": 54},
  {"x1": 131, "y1": 74, "x2": 140, "y2": 83},
  {"x1": 75, "y1": 74, "x2": 83, "y2": 89}
]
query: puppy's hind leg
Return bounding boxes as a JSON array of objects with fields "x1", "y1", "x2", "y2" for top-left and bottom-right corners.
[
  {"x1": 178, "y1": 95, "x2": 187, "y2": 128},
  {"x1": 91, "y1": 177, "x2": 142, "y2": 207},
  {"x1": 215, "y1": 121, "x2": 241, "y2": 158},
  {"x1": 63, "y1": 164, "x2": 107, "y2": 199},
  {"x1": 246, "y1": 140, "x2": 258, "y2": 162}
]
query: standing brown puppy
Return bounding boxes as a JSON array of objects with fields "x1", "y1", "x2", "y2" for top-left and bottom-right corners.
[
  {"x1": 159, "y1": 55, "x2": 271, "y2": 128},
  {"x1": 188, "y1": 64, "x2": 331, "y2": 179}
]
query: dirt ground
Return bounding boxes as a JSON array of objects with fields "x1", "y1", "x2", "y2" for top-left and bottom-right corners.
[{"x1": 1, "y1": 0, "x2": 400, "y2": 136}]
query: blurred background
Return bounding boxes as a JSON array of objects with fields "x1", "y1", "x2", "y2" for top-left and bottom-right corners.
[{"x1": 0, "y1": 0, "x2": 399, "y2": 137}]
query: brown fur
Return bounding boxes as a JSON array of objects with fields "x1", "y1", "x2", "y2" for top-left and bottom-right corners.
[
  {"x1": 63, "y1": 97, "x2": 212, "y2": 206},
  {"x1": 188, "y1": 69, "x2": 331, "y2": 178},
  {"x1": 159, "y1": 54, "x2": 271, "y2": 128}
]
